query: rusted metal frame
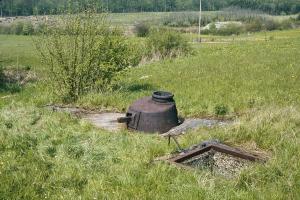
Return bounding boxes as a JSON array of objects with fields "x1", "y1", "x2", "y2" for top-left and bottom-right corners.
[
  {"x1": 169, "y1": 145, "x2": 213, "y2": 163},
  {"x1": 211, "y1": 144, "x2": 261, "y2": 162},
  {"x1": 169, "y1": 144, "x2": 262, "y2": 164}
]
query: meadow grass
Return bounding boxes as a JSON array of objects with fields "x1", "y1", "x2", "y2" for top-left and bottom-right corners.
[
  {"x1": 79, "y1": 29, "x2": 300, "y2": 117},
  {"x1": 0, "y1": 29, "x2": 300, "y2": 199}
]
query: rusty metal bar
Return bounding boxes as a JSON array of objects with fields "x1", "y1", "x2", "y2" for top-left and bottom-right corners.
[
  {"x1": 169, "y1": 143, "x2": 263, "y2": 164},
  {"x1": 170, "y1": 145, "x2": 213, "y2": 163}
]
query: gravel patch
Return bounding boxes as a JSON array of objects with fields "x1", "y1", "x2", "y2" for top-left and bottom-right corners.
[{"x1": 182, "y1": 150, "x2": 252, "y2": 178}]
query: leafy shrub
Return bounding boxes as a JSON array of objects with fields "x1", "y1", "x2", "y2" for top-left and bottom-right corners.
[
  {"x1": 202, "y1": 18, "x2": 295, "y2": 36},
  {"x1": 134, "y1": 23, "x2": 150, "y2": 37},
  {"x1": 147, "y1": 28, "x2": 191, "y2": 58},
  {"x1": 0, "y1": 65, "x2": 4, "y2": 84},
  {"x1": 264, "y1": 20, "x2": 280, "y2": 31},
  {"x1": 0, "y1": 21, "x2": 44, "y2": 35},
  {"x1": 203, "y1": 23, "x2": 244, "y2": 36},
  {"x1": 11, "y1": 21, "x2": 24, "y2": 35},
  {"x1": 217, "y1": 23, "x2": 244, "y2": 35},
  {"x1": 214, "y1": 104, "x2": 229, "y2": 116},
  {"x1": 245, "y1": 19, "x2": 263, "y2": 32},
  {"x1": 22, "y1": 22, "x2": 34, "y2": 35},
  {"x1": 279, "y1": 19, "x2": 294, "y2": 30},
  {"x1": 35, "y1": 23, "x2": 47, "y2": 34},
  {"x1": 297, "y1": 13, "x2": 300, "y2": 21},
  {"x1": 163, "y1": 12, "x2": 212, "y2": 27},
  {"x1": 34, "y1": 10, "x2": 141, "y2": 102}
]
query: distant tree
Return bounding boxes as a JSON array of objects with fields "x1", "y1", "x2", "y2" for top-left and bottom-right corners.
[{"x1": 1, "y1": 0, "x2": 300, "y2": 16}]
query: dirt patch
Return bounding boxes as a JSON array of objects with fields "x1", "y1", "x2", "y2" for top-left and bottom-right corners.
[
  {"x1": 82, "y1": 113, "x2": 126, "y2": 132},
  {"x1": 45, "y1": 105, "x2": 125, "y2": 132}
]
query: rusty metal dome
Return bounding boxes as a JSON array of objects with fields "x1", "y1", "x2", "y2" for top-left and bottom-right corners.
[{"x1": 118, "y1": 91, "x2": 179, "y2": 133}]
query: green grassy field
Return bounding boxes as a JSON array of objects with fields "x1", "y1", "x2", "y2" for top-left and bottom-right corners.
[{"x1": 0, "y1": 29, "x2": 300, "y2": 199}]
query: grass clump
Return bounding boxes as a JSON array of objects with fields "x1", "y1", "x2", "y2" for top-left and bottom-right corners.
[
  {"x1": 147, "y1": 28, "x2": 191, "y2": 58},
  {"x1": 214, "y1": 104, "x2": 229, "y2": 116},
  {"x1": 0, "y1": 66, "x2": 22, "y2": 93},
  {"x1": 3, "y1": 21, "x2": 34, "y2": 35},
  {"x1": 134, "y1": 22, "x2": 150, "y2": 37}
]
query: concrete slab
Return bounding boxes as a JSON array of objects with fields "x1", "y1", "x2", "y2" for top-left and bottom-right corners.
[{"x1": 82, "y1": 113, "x2": 126, "y2": 132}]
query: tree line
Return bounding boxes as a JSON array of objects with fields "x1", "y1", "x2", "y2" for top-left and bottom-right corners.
[{"x1": 1, "y1": 0, "x2": 300, "y2": 16}]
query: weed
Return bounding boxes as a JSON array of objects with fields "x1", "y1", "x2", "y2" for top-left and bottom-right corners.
[
  {"x1": 214, "y1": 104, "x2": 229, "y2": 116},
  {"x1": 4, "y1": 121, "x2": 13, "y2": 129}
]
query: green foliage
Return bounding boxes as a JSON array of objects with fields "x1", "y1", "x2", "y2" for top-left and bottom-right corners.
[
  {"x1": 202, "y1": 18, "x2": 295, "y2": 36},
  {"x1": 11, "y1": 21, "x2": 24, "y2": 35},
  {"x1": 0, "y1": 66, "x2": 4, "y2": 85},
  {"x1": 214, "y1": 104, "x2": 229, "y2": 116},
  {"x1": 34, "y1": 10, "x2": 141, "y2": 102},
  {"x1": 1, "y1": 0, "x2": 300, "y2": 15},
  {"x1": 245, "y1": 19, "x2": 263, "y2": 32},
  {"x1": 147, "y1": 28, "x2": 191, "y2": 58},
  {"x1": 220, "y1": 23, "x2": 244, "y2": 35},
  {"x1": 134, "y1": 23, "x2": 150, "y2": 37},
  {"x1": 0, "y1": 67, "x2": 23, "y2": 94},
  {"x1": 264, "y1": 19, "x2": 280, "y2": 31},
  {"x1": 0, "y1": 21, "x2": 35, "y2": 35},
  {"x1": 22, "y1": 22, "x2": 34, "y2": 35},
  {"x1": 35, "y1": 23, "x2": 47, "y2": 34},
  {"x1": 297, "y1": 13, "x2": 300, "y2": 20},
  {"x1": 163, "y1": 12, "x2": 199, "y2": 27}
]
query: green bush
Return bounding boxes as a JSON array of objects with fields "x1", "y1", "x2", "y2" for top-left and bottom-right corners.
[
  {"x1": 22, "y1": 22, "x2": 34, "y2": 35},
  {"x1": 162, "y1": 12, "x2": 212, "y2": 27},
  {"x1": 35, "y1": 23, "x2": 47, "y2": 34},
  {"x1": 264, "y1": 20, "x2": 280, "y2": 31},
  {"x1": 134, "y1": 23, "x2": 150, "y2": 37},
  {"x1": 202, "y1": 18, "x2": 295, "y2": 36},
  {"x1": 297, "y1": 13, "x2": 300, "y2": 21},
  {"x1": 203, "y1": 23, "x2": 244, "y2": 36},
  {"x1": 11, "y1": 21, "x2": 25, "y2": 35},
  {"x1": 217, "y1": 23, "x2": 244, "y2": 36},
  {"x1": 214, "y1": 104, "x2": 229, "y2": 116},
  {"x1": 34, "y1": 10, "x2": 142, "y2": 102},
  {"x1": 279, "y1": 19, "x2": 294, "y2": 30},
  {"x1": 245, "y1": 19, "x2": 263, "y2": 32},
  {"x1": 0, "y1": 65, "x2": 4, "y2": 84},
  {"x1": 147, "y1": 28, "x2": 191, "y2": 58}
]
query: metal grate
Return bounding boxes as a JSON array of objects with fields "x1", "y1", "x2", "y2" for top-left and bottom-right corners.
[{"x1": 168, "y1": 143, "x2": 264, "y2": 177}]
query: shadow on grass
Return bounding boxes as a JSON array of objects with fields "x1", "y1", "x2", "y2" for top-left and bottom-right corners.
[
  {"x1": 124, "y1": 83, "x2": 156, "y2": 93},
  {"x1": 0, "y1": 67, "x2": 36, "y2": 94},
  {"x1": 0, "y1": 82, "x2": 22, "y2": 93},
  {"x1": 112, "y1": 82, "x2": 156, "y2": 93}
]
